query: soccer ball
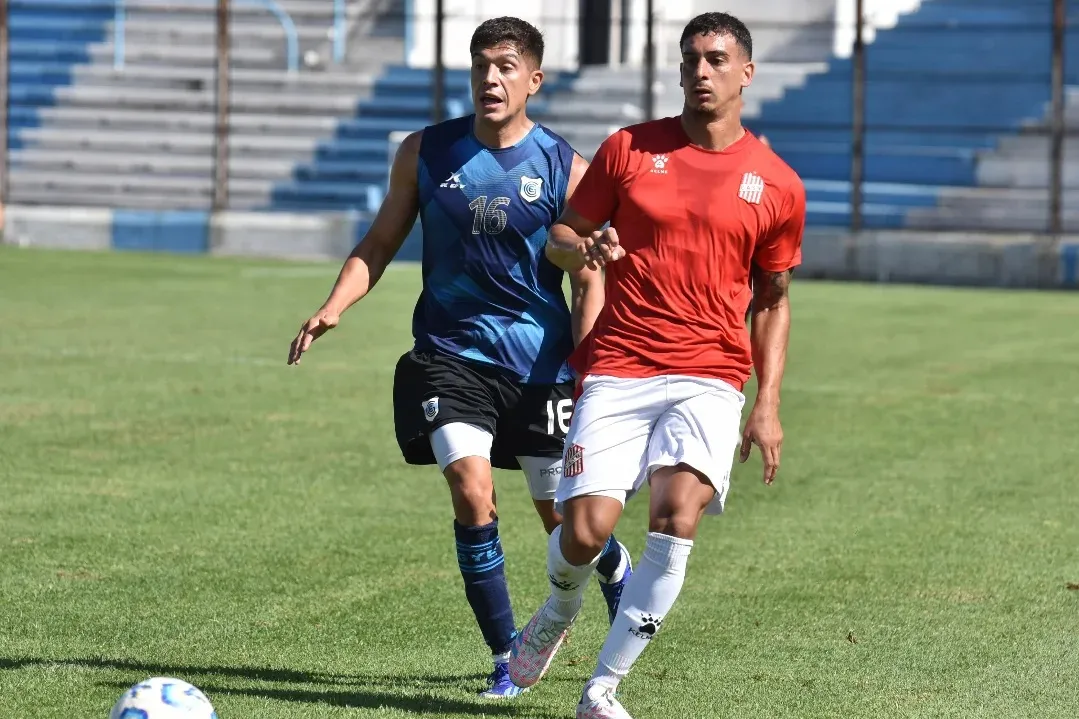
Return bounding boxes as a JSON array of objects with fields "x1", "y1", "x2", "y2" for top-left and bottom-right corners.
[{"x1": 109, "y1": 677, "x2": 218, "y2": 718}]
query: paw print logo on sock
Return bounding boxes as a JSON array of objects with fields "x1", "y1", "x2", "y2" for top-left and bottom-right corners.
[
  {"x1": 549, "y1": 574, "x2": 579, "y2": 592},
  {"x1": 630, "y1": 613, "x2": 663, "y2": 640}
]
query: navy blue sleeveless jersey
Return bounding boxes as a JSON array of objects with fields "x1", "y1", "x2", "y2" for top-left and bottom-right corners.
[{"x1": 413, "y1": 115, "x2": 577, "y2": 385}]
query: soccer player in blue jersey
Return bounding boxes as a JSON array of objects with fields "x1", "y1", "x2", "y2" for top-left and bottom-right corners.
[{"x1": 287, "y1": 16, "x2": 632, "y2": 699}]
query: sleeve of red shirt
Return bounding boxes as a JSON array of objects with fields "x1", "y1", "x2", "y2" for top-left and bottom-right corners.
[
  {"x1": 753, "y1": 178, "x2": 807, "y2": 272},
  {"x1": 567, "y1": 130, "x2": 627, "y2": 226}
]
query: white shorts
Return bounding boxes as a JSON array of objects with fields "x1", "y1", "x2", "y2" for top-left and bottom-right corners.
[
  {"x1": 429, "y1": 423, "x2": 562, "y2": 501},
  {"x1": 556, "y1": 374, "x2": 746, "y2": 515}
]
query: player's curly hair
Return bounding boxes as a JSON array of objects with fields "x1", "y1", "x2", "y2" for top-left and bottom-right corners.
[
  {"x1": 680, "y1": 12, "x2": 753, "y2": 60},
  {"x1": 470, "y1": 16, "x2": 545, "y2": 68}
]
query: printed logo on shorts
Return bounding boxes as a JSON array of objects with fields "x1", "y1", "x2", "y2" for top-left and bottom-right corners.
[
  {"x1": 422, "y1": 397, "x2": 439, "y2": 422},
  {"x1": 519, "y1": 176, "x2": 543, "y2": 203},
  {"x1": 738, "y1": 172, "x2": 765, "y2": 204},
  {"x1": 564, "y1": 443, "x2": 585, "y2": 478}
]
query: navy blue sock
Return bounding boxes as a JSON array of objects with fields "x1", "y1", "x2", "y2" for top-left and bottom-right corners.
[
  {"x1": 455, "y1": 520, "x2": 517, "y2": 657},
  {"x1": 595, "y1": 534, "x2": 624, "y2": 582}
]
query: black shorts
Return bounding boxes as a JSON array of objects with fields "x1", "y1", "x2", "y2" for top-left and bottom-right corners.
[{"x1": 393, "y1": 349, "x2": 574, "y2": 471}]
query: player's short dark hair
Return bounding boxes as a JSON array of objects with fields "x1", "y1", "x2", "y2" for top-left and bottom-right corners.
[
  {"x1": 470, "y1": 17, "x2": 545, "y2": 68},
  {"x1": 680, "y1": 12, "x2": 752, "y2": 60}
]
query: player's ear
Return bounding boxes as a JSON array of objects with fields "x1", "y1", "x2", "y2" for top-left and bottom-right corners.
[
  {"x1": 529, "y1": 68, "x2": 544, "y2": 96},
  {"x1": 678, "y1": 62, "x2": 684, "y2": 87},
  {"x1": 741, "y1": 59, "x2": 755, "y2": 91}
]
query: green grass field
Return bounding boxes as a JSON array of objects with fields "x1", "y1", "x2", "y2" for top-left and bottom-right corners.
[{"x1": 1, "y1": 246, "x2": 1077, "y2": 718}]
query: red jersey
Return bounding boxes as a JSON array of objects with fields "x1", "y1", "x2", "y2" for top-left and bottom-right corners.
[{"x1": 568, "y1": 117, "x2": 805, "y2": 390}]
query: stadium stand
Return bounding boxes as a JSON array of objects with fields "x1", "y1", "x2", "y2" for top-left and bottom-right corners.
[
  {"x1": 9, "y1": 0, "x2": 404, "y2": 211},
  {"x1": 6, "y1": 0, "x2": 1076, "y2": 234},
  {"x1": 748, "y1": 0, "x2": 1071, "y2": 230}
]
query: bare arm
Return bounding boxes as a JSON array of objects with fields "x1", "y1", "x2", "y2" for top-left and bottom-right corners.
[
  {"x1": 563, "y1": 154, "x2": 604, "y2": 346},
  {"x1": 738, "y1": 265, "x2": 793, "y2": 484},
  {"x1": 749, "y1": 265, "x2": 792, "y2": 405},
  {"x1": 287, "y1": 131, "x2": 421, "y2": 365},
  {"x1": 320, "y1": 131, "x2": 422, "y2": 315}
]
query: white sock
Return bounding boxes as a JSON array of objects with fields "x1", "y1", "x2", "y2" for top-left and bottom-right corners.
[
  {"x1": 547, "y1": 525, "x2": 601, "y2": 619},
  {"x1": 590, "y1": 532, "x2": 694, "y2": 689},
  {"x1": 493, "y1": 650, "x2": 510, "y2": 667}
]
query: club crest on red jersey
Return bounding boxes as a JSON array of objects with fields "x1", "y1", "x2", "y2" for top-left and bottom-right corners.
[{"x1": 738, "y1": 172, "x2": 765, "y2": 204}]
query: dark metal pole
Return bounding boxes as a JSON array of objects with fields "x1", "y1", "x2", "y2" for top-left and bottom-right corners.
[
  {"x1": 850, "y1": 0, "x2": 866, "y2": 233},
  {"x1": 433, "y1": 0, "x2": 445, "y2": 123},
  {"x1": 1049, "y1": 0, "x2": 1065, "y2": 236},
  {"x1": 643, "y1": 0, "x2": 655, "y2": 121},
  {"x1": 212, "y1": 0, "x2": 231, "y2": 212},
  {"x1": 0, "y1": 0, "x2": 10, "y2": 212}
]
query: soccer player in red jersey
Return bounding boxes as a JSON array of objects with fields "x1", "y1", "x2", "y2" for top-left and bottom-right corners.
[{"x1": 508, "y1": 12, "x2": 806, "y2": 718}]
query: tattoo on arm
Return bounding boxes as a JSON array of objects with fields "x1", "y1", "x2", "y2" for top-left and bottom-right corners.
[{"x1": 751, "y1": 266, "x2": 792, "y2": 313}]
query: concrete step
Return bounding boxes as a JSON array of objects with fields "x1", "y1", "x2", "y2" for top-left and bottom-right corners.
[
  {"x1": 992, "y1": 133, "x2": 1079, "y2": 157},
  {"x1": 905, "y1": 206, "x2": 1072, "y2": 233},
  {"x1": 16, "y1": 126, "x2": 318, "y2": 159},
  {"x1": 8, "y1": 168, "x2": 272, "y2": 202},
  {"x1": 124, "y1": 0, "x2": 342, "y2": 25},
  {"x1": 67, "y1": 63, "x2": 376, "y2": 94},
  {"x1": 39, "y1": 85, "x2": 360, "y2": 115},
  {"x1": 86, "y1": 41, "x2": 281, "y2": 69},
  {"x1": 10, "y1": 147, "x2": 298, "y2": 180},
  {"x1": 932, "y1": 186, "x2": 1079, "y2": 211},
  {"x1": 117, "y1": 18, "x2": 333, "y2": 48},
  {"x1": 976, "y1": 157, "x2": 1079, "y2": 189},
  {"x1": 23, "y1": 105, "x2": 339, "y2": 136},
  {"x1": 7, "y1": 185, "x2": 215, "y2": 210}
]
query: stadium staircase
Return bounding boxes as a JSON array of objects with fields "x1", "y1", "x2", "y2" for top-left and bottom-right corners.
[{"x1": 9, "y1": 0, "x2": 405, "y2": 211}]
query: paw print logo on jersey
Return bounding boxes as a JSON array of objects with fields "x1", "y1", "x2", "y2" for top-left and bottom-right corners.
[
  {"x1": 630, "y1": 613, "x2": 664, "y2": 640},
  {"x1": 519, "y1": 176, "x2": 543, "y2": 203},
  {"x1": 650, "y1": 154, "x2": 670, "y2": 175},
  {"x1": 422, "y1": 397, "x2": 439, "y2": 422}
]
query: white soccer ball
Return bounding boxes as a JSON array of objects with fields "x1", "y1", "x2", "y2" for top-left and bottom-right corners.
[{"x1": 109, "y1": 677, "x2": 218, "y2": 719}]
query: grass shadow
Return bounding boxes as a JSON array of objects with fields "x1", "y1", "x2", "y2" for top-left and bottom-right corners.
[{"x1": 4, "y1": 655, "x2": 568, "y2": 717}]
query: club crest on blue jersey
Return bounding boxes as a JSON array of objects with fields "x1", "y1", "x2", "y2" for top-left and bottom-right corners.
[{"x1": 519, "y1": 176, "x2": 543, "y2": 203}]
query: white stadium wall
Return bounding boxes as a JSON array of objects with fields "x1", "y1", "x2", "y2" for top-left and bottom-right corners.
[
  {"x1": 406, "y1": 0, "x2": 582, "y2": 70},
  {"x1": 833, "y1": 0, "x2": 924, "y2": 57},
  {"x1": 405, "y1": 1, "x2": 929, "y2": 70}
]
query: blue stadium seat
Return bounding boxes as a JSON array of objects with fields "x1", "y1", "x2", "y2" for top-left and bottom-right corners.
[
  {"x1": 8, "y1": 0, "x2": 109, "y2": 150},
  {"x1": 745, "y1": 0, "x2": 1067, "y2": 226}
]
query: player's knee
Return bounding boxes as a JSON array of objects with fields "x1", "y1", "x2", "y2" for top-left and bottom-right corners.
[
  {"x1": 648, "y1": 511, "x2": 700, "y2": 540},
  {"x1": 559, "y1": 518, "x2": 608, "y2": 564},
  {"x1": 443, "y1": 457, "x2": 496, "y2": 521}
]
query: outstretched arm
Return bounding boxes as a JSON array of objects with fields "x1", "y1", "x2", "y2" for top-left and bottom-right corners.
[
  {"x1": 287, "y1": 132, "x2": 422, "y2": 365},
  {"x1": 738, "y1": 265, "x2": 793, "y2": 484}
]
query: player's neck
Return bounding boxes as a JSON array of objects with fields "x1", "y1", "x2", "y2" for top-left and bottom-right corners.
[
  {"x1": 472, "y1": 114, "x2": 535, "y2": 149},
  {"x1": 679, "y1": 108, "x2": 745, "y2": 152}
]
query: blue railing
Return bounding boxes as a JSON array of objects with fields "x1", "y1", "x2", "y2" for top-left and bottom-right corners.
[
  {"x1": 334, "y1": 0, "x2": 345, "y2": 63},
  {"x1": 112, "y1": 0, "x2": 300, "y2": 73}
]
